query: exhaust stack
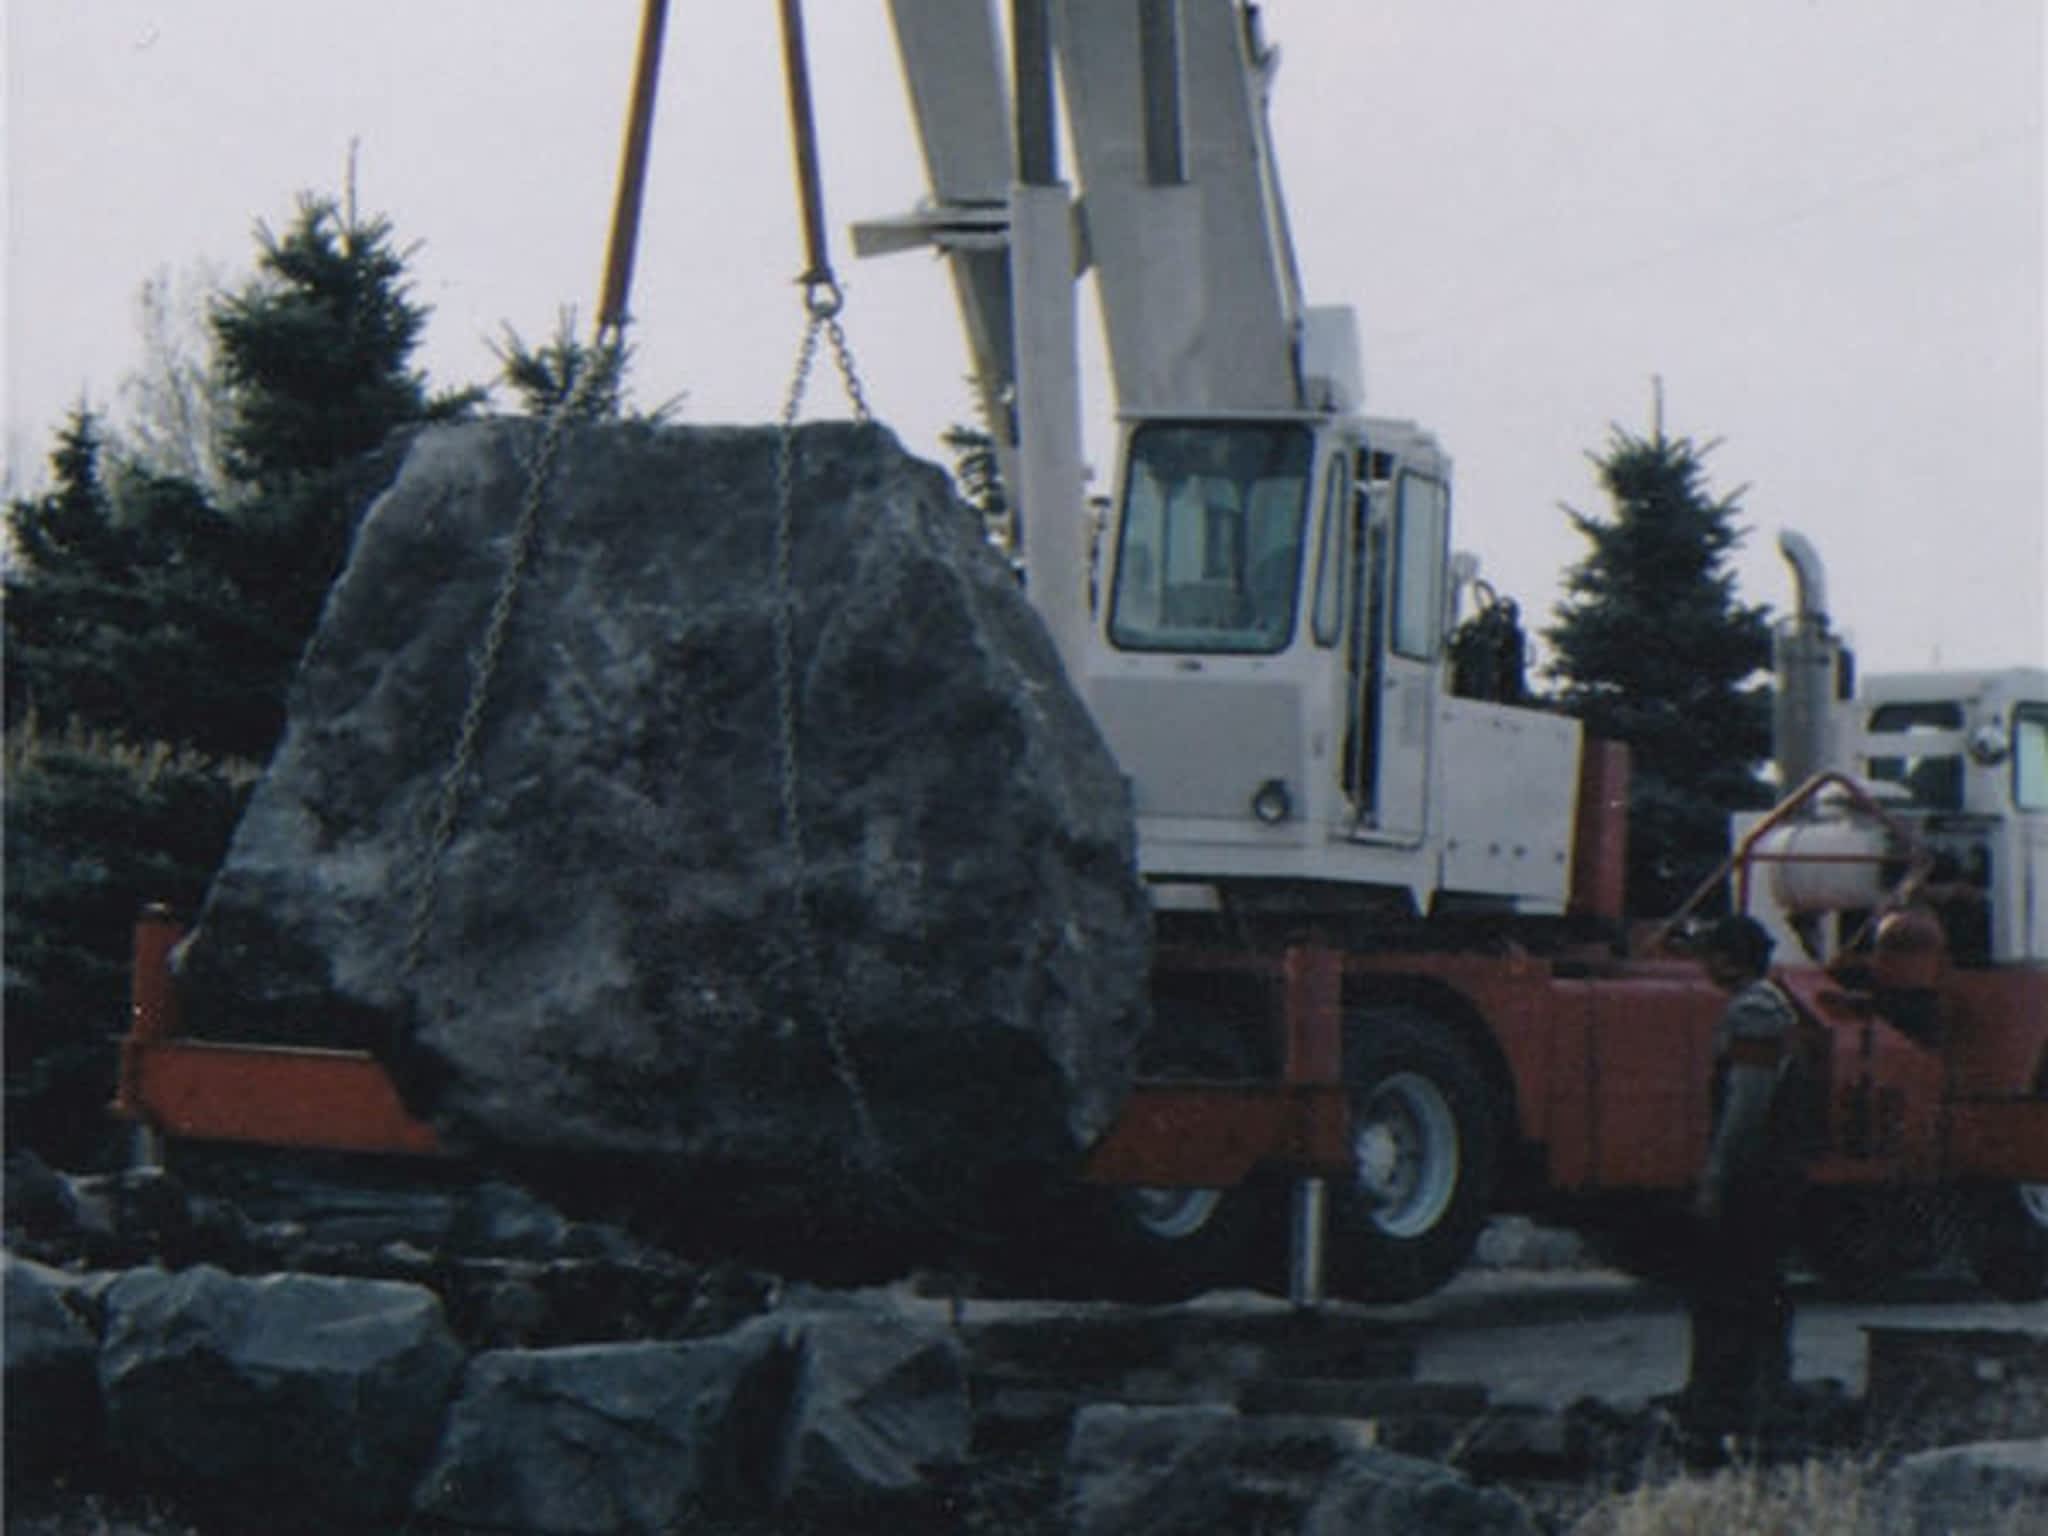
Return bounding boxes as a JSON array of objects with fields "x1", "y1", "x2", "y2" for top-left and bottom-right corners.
[{"x1": 1772, "y1": 530, "x2": 1845, "y2": 795}]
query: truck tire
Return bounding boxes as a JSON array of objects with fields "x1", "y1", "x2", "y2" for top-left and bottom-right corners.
[
  {"x1": 1965, "y1": 1182, "x2": 2048, "y2": 1302},
  {"x1": 1327, "y1": 1007, "x2": 1497, "y2": 1304},
  {"x1": 1082, "y1": 999, "x2": 1281, "y2": 1302},
  {"x1": 1090, "y1": 1172, "x2": 1283, "y2": 1302}
]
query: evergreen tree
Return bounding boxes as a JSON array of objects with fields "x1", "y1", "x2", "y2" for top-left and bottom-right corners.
[
  {"x1": 4, "y1": 410, "x2": 125, "y2": 733},
  {"x1": 1545, "y1": 416, "x2": 1773, "y2": 917},
  {"x1": 4, "y1": 730, "x2": 253, "y2": 1165},
  {"x1": 491, "y1": 311, "x2": 631, "y2": 420},
  {"x1": 3, "y1": 418, "x2": 268, "y2": 1164},
  {"x1": 206, "y1": 195, "x2": 482, "y2": 677},
  {"x1": 214, "y1": 195, "x2": 452, "y2": 483},
  {"x1": 4, "y1": 415, "x2": 284, "y2": 760},
  {"x1": 8, "y1": 194, "x2": 480, "y2": 761},
  {"x1": 3, "y1": 190, "x2": 478, "y2": 1165}
]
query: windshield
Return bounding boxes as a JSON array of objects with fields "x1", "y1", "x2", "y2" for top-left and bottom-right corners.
[{"x1": 1108, "y1": 422, "x2": 1313, "y2": 654}]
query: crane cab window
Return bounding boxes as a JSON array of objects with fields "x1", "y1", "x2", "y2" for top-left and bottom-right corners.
[
  {"x1": 2015, "y1": 704, "x2": 2048, "y2": 812},
  {"x1": 1390, "y1": 473, "x2": 1448, "y2": 661},
  {"x1": 1867, "y1": 700, "x2": 1964, "y2": 810},
  {"x1": 1109, "y1": 423, "x2": 1313, "y2": 654}
]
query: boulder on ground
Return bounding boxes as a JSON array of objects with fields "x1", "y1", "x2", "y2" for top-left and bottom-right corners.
[
  {"x1": 415, "y1": 1301, "x2": 967, "y2": 1532},
  {"x1": 415, "y1": 1333, "x2": 789, "y2": 1534},
  {"x1": 98, "y1": 1265, "x2": 463, "y2": 1523},
  {"x1": 1064, "y1": 1404, "x2": 1535, "y2": 1536},
  {"x1": 774, "y1": 1306, "x2": 972, "y2": 1504},
  {"x1": 176, "y1": 419, "x2": 1148, "y2": 1271}
]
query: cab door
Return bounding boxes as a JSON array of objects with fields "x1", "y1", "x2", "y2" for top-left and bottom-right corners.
[{"x1": 1357, "y1": 471, "x2": 1445, "y2": 844}]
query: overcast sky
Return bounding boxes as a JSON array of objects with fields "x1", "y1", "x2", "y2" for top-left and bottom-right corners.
[{"x1": 5, "y1": 2, "x2": 2043, "y2": 674}]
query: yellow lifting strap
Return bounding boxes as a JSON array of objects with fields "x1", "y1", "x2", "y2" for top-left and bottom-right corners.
[
  {"x1": 596, "y1": 0, "x2": 670, "y2": 345},
  {"x1": 777, "y1": 0, "x2": 843, "y2": 318}
]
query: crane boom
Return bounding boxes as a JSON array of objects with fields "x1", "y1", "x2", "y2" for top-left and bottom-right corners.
[
  {"x1": 1051, "y1": 0, "x2": 1304, "y2": 413},
  {"x1": 875, "y1": 0, "x2": 1018, "y2": 450}
]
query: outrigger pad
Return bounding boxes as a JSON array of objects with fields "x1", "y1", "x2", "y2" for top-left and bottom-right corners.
[{"x1": 177, "y1": 418, "x2": 1147, "y2": 1275}]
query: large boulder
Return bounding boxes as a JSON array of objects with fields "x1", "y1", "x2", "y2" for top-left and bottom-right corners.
[
  {"x1": 98, "y1": 1265, "x2": 464, "y2": 1523},
  {"x1": 176, "y1": 419, "x2": 1149, "y2": 1270}
]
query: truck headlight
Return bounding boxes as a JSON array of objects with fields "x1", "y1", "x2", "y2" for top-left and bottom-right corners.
[{"x1": 1251, "y1": 778, "x2": 1293, "y2": 825}]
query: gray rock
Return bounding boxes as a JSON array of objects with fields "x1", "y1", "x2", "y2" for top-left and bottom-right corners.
[
  {"x1": 3, "y1": 1149, "x2": 79, "y2": 1241},
  {"x1": 1884, "y1": 1438, "x2": 2048, "y2": 1536},
  {"x1": 774, "y1": 1307, "x2": 972, "y2": 1503},
  {"x1": 414, "y1": 1302, "x2": 970, "y2": 1531},
  {"x1": 8, "y1": 1164, "x2": 261, "y2": 1274},
  {"x1": 414, "y1": 1332, "x2": 793, "y2": 1533},
  {"x1": 98, "y1": 1264, "x2": 463, "y2": 1522},
  {"x1": 3, "y1": 1254, "x2": 104, "y2": 1484},
  {"x1": 177, "y1": 419, "x2": 1147, "y2": 1270},
  {"x1": 1064, "y1": 1404, "x2": 1533, "y2": 1536}
]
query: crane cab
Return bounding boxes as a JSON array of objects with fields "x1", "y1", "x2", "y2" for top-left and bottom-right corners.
[{"x1": 1080, "y1": 414, "x2": 1582, "y2": 922}]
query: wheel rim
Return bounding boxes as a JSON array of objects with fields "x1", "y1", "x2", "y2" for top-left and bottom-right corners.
[
  {"x1": 1128, "y1": 1185, "x2": 1224, "y2": 1241},
  {"x1": 1353, "y1": 1071, "x2": 1460, "y2": 1239},
  {"x1": 2020, "y1": 1184, "x2": 2048, "y2": 1229}
]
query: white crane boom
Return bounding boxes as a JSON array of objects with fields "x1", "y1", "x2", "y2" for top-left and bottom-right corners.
[{"x1": 1050, "y1": 0, "x2": 1305, "y2": 414}]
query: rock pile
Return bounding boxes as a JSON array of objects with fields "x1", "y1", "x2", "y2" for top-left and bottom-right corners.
[
  {"x1": 5, "y1": 1251, "x2": 971, "y2": 1533},
  {"x1": 174, "y1": 419, "x2": 1150, "y2": 1271},
  {"x1": 2, "y1": 1155, "x2": 765, "y2": 1351}
]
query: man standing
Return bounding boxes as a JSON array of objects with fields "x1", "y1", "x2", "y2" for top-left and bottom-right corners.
[{"x1": 1681, "y1": 913, "x2": 1814, "y2": 1441}]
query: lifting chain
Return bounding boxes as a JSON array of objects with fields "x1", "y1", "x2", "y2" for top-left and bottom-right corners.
[
  {"x1": 771, "y1": 307, "x2": 996, "y2": 1251},
  {"x1": 402, "y1": 347, "x2": 620, "y2": 994},
  {"x1": 771, "y1": 298, "x2": 880, "y2": 1156},
  {"x1": 770, "y1": 0, "x2": 984, "y2": 1235}
]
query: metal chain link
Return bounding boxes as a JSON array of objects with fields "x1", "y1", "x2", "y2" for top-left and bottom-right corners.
[
  {"x1": 821, "y1": 313, "x2": 873, "y2": 427},
  {"x1": 771, "y1": 309, "x2": 892, "y2": 1176},
  {"x1": 770, "y1": 307, "x2": 996, "y2": 1249},
  {"x1": 403, "y1": 348, "x2": 619, "y2": 988}
]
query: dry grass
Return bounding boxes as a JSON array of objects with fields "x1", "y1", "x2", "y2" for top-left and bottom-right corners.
[
  {"x1": 3, "y1": 715, "x2": 264, "y2": 785},
  {"x1": 1569, "y1": 1460, "x2": 1876, "y2": 1536},
  {"x1": 1566, "y1": 1456, "x2": 2040, "y2": 1536}
]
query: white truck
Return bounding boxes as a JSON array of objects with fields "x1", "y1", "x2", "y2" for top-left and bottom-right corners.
[{"x1": 855, "y1": 0, "x2": 2048, "y2": 1301}]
